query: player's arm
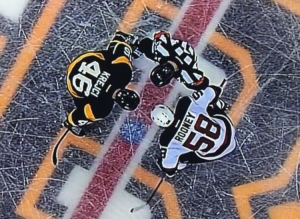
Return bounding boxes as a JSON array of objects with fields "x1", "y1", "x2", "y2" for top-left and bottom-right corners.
[
  {"x1": 191, "y1": 85, "x2": 222, "y2": 109},
  {"x1": 107, "y1": 31, "x2": 136, "y2": 68},
  {"x1": 180, "y1": 69, "x2": 210, "y2": 91},
  {"x1": 108, "y1": 30, "x2": 137, "y2": 51},
  {"x1": 133, "y1": 37, "x2": 169, "y2": 63},
  {"x1": 169, "y1": 40, "x2": 209, "y2": 90},
  {"x1": 108, "y1": 33, "x2": 135, "y2": 88},
  {"x1": 132, "y1": 37, "x2": 154, "y2": 59},
  {"x1": 133, "y1": 31, "x2": 172, "y2": 63}
]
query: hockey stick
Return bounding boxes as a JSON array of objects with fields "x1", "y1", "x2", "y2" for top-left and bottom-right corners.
[
  {"x1": 52, "y1": 128, "x2": 69, "y2": 166},
  {"x1": 130, "y1": 175, "x2": 165, "y2": 213},
  {"x1": 220, "y1": 78, "x2": 227, "y2": 88}
]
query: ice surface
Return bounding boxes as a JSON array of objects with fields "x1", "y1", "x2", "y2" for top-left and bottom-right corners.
[{"x1": 0, "y1": 0, "x2": 300, "y2": 219}]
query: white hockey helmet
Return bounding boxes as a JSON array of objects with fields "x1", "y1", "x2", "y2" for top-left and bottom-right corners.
[{"x1": 150, "y1": 104, "x2": 174, "y2": 127}]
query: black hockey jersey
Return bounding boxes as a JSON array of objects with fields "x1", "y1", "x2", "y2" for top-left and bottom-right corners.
[
  {"x1": 67, "y1": 40, "x2": 133, "y2": 118},
  {"x1": 67, "y1": 51, "x2": 132, "y2": 99}
]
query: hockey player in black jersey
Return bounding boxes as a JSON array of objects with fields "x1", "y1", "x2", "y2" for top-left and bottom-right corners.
[
  {"x1": 150, "y1": 85, "x2": 236, "y2": 177},
  {"x1": 64, "y1": 31, "x2": 140, "y2": 136},
  {"x1": 132, "y1": 30, "x2": 209, "y2": 91}
]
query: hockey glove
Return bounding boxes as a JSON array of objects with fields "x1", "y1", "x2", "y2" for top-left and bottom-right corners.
[
  {"x1": 186, "y1": 76, "x2": 209, "y2": 91},
  {"x1": 207, "y1": 98, "x2": 229, "y2": 117},
  {"x1": 63, "y1": 119, "x2": 85, "y2": 137},
  {"x1": 132, "y1": 37, "x2": 153, "y2": 59},
  {"x1": 156, "y1": 157, "x2": 177, "y2": 178}
]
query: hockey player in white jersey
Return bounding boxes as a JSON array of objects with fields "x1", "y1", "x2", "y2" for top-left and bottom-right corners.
[
  {"x1": 150, "y1": 85, "x2": 236, "y2": 177},
  {"x1": 132, "y1": 30, "x2": 209, "y2": 91}
]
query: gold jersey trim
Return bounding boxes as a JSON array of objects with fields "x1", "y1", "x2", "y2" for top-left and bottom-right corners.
[
  {"x1": 112, "y1": 56, "x2": 132, "y2": 69},
  {"x1": 68, "y1": 110, "x2": 76, "y2": 126},
  {"x1": 67, "y1": 52, "x2": 105, "y2": 74},
  {"x1": 84, "y1": 104, "x2": 96, "y2": 121}
]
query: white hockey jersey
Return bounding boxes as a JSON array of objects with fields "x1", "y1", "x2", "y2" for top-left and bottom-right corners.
[{"x1": 159, "y1": 87, "x2": 236, "y2": 170}]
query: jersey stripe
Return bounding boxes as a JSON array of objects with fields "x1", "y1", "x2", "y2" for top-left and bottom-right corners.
[
  {"x1": 84, "y1": 104, "x2": 96, "y2": 121},
  {"x1": 111, "y1": 41, "x2": 132, "y2": 54},
  {"x1": 111, "y1": 56, "x2": 132, "y2": 68},
  {"x1": 68, "y1": 109, "x2": 76, "y2": 126}
]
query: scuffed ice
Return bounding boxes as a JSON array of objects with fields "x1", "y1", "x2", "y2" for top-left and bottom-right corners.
[{"x1": 0, "y1": 0, "x2": 299, "y2": 219}]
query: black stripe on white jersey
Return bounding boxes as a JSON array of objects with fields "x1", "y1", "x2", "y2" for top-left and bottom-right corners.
[{"x1": 159, "y1": 96, "x2": 192, "y2": 147}]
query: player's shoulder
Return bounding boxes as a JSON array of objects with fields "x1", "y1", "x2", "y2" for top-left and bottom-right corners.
[
  {"x1": 68, "y1": 51, "x2": 105, "y2": 74},
  {"x1": 73, "y1": 51, "x2": 106, "y2": 61},
  {"x1": 175, "y1": 96, "x2": 192, "y2": 113},
  {"x1": 201, "y1": 86, "x2": 222, "y2": 100},
  {"x1": 192, "y1": 86, "x2": 221, "y2": 99}
]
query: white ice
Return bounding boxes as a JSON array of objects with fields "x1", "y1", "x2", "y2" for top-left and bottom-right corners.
[
  {"x1": 0, "y1": 0, "x2": 30, "y2": 22},
  {"x1": 57, "y1": 165, "x2": 95, "y2": 219}
]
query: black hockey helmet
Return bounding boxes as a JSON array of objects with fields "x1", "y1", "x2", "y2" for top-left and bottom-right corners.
[
  {"x1": 150, "y1": 62, "x2": 176, "y2": 87},
  {"x1": 115, "y1": 89, "x2": 140, "y2": 111}
]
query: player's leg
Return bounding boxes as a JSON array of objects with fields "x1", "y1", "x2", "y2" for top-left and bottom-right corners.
[{"x1": 157, "y1": 152, "x2": 210, "y2": 175}]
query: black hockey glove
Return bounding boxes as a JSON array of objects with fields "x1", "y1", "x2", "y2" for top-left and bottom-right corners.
[
  {"x1": 132, "y1": 37, "x2": 154, "y2": 59},
  {"x1": 63, "y1": 119, "x2": 85, "y2": 137},
  {"x1": 156, "y1": 157, "x2": 177, "y2": 178},
  {"x1": 207, "y1": 98, "x2": 229, "y2": 117},
  {"x1": 184, "y1": 76, "x2": 209, "y2": 91}
]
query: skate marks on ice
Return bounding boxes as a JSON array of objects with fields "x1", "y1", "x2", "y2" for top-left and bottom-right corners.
[
  {"x1": 0, "y1": 0, "x2": 299, "y2": 219},
  {"x1": 0, "y1": 0, "x2": 181, "y2": 219},
  {"x1": 0, "y1": 0, "x2": 30, "y2": 22},
  {"x1": 212, "y1": 0, "x2": 300, "y2": 218},
  {"x1": 0, "y1": 0, "x2": 254, "y2": 219}
]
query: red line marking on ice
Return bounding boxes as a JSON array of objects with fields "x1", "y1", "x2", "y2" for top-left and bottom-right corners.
[
  {"x1": 70, "y1": 1, "x2": 222, "y2": 218},
  {"x1": 174, "y1": 0, "x2": 222, "y2": 47}
]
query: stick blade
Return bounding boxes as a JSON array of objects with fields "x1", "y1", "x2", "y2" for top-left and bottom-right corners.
[{"x1": 130, "y1": 204, "x2": 146, "y2": 213}]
